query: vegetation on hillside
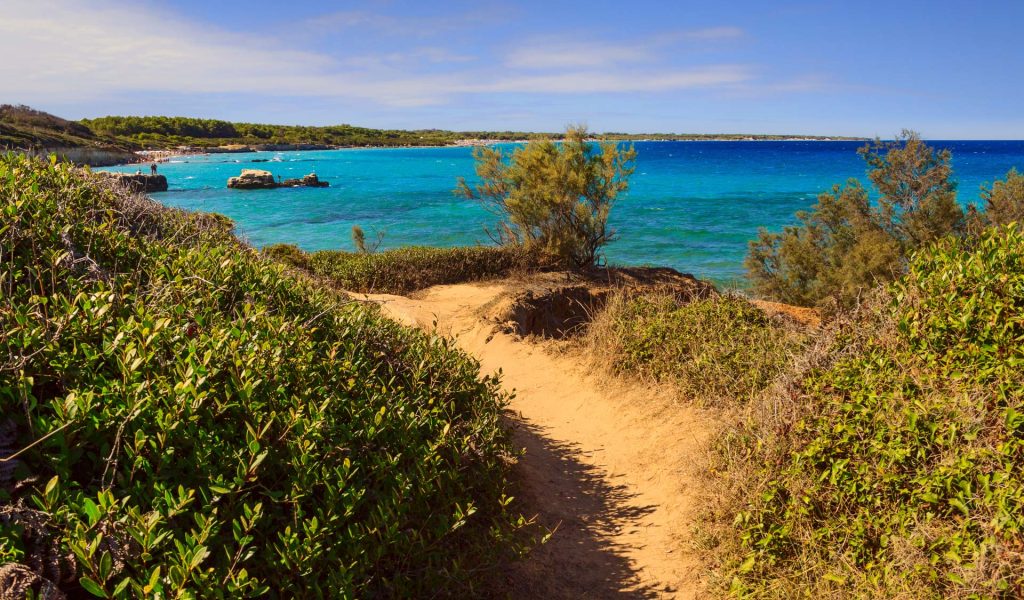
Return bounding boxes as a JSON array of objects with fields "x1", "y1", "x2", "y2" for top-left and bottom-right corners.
[
  {"x1": 79, "y1": 114, "x2": 860, "y2": 150},
  {"x1": 457, "y1": 125, "x2": 636, "y2": 269},
  {"x1": 745, "y1": 131, "x2": 968, "y2": 309},
  {"x1": 0, "y1": 105, "x2": 135, "y2": 154},
  {"x1": 0, "y1": 154, "x2": 528, "y2": 597},
  {"x1": 264, "y1": 243, "x2": 540, "y2": 295},
  {"x1": 562, "y1": 133, "x2": 1023, "y2": 596},
  {"x1": 708, "y1": 224, "x2": 1024, "y2": 597},
  {"x1": 81, "y1": 115, "x2": 493, "y2": 149}
]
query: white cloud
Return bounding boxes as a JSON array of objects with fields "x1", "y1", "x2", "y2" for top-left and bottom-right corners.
[
  {"x1": 506, "y1": 27, "x2": 745, "y2": 70},
  {"x1": 0, "y1": 0, "x2": 753, "y2": 108},
  {"x1": 342, "y1": 48, "x2": 476, "y2": 70},
  {"x1": 506, "y1": 42, "x2": 652, "y2": 70},
  {"x1": 480, "y1": 66, "x2": 751, "y2": 94},
  {"x1": 293, "y1": 8, "x2": 507, "y2": 39},
  {"x1": 680, "y1": 26, "x2": 744, "y2": 41}
]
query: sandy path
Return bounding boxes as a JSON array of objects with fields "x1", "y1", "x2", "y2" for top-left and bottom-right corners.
[{"x1": 365, "y1": 282, "x2": 715, "y2": 598}]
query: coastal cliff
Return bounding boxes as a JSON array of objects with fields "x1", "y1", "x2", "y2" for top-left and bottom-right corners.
[
  {"x1": 20, "y1": 145, "x2": 137, "y2": 167},
  {"x1": 1, "y1": 105, "x2": 138, "y2": 166}
]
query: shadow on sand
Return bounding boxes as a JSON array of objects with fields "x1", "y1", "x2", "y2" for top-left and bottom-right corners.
[{"x1": 487, "y1": 418, "x2": 670, "y2": 599}]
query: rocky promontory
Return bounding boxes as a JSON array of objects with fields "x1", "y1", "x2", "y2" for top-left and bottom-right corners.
[{"x1": 96, "y1": 172, "x2": 169, "y2": 192}]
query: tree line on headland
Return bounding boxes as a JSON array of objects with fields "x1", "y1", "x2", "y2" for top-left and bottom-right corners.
[{"x1": 77, "y1": 113, "x2": 862, "y2": 149}]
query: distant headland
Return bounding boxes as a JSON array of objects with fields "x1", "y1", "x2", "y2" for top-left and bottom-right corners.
[{"x1": 1, "y1": 104, "x2": 867, "y2": 167}]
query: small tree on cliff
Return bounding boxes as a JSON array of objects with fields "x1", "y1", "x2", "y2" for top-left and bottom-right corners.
[
  {"x1": 456, "y1": 125, "x2": 636, "y2": 269},
  {"x1": 746, "y1": 130, "x2": 966, "y2": 308}
]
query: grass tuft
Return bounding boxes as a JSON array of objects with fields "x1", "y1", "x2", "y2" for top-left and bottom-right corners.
[{"x1": 586, "y1": 292, "x2": 810, "y2": 407}]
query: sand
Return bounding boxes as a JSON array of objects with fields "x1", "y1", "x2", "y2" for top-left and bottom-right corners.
[{"x1": 364, "y1": 281, "x2": 717, "y2": 599}]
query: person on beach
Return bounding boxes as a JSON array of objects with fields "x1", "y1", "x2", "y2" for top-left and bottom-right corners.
[{"x1": 150, "y1": 163, "x2": 158, "y2": 175}]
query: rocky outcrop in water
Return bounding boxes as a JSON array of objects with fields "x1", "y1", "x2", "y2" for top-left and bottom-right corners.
[
  {"x1": 227, "y1": 169, "x2": 276, "y2": 189},
  {"x1": 280, "y1": 173, "x2": 329, "y2": 188},
  {"x1": 96, "y1": 172, "x2": 169, "y2": 192},
  {"x1": 227, "y1": 170, "x2": 329, "y2": 189}
]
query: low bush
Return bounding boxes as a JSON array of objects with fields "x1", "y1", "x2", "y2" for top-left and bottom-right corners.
[
  {"x1": 713, "y1": 224, "x2": 1024, "y2": 597},
  {"x1": 586, "y1": 293, "x2": 809, "y2": 406},
  {"x1": 0, "y1": 154, "x2": 527, "y2": 598},
  {"x1": 261, "y1": 242, "x2": 309, "y2": 270},
  {"x1": 302, "y1": 244, "x2": 541, "y2": 295}
]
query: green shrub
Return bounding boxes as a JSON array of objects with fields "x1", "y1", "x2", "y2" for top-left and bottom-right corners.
[
  {"x1": 974, "y1": 168, "x2": 1024, "y2": 229},
  {"x1": 722, "y1": 225, "x2": 1024, "y2": 597},
  {"x1": 587, "y1": 293, "x2": 808, "y2": 406},
  {"x1": 305, "y1": 244, "x2": 540, "y2": 294},
  {"x1": 746, "y1": 131, "x2": 966, "y2": 308},
  {"x1": 261, "y1": 243, "x2": 309, "y2": 270},
  {"x1": 0, "y1": 154, "x2": 527, "y2": 597},
  {"x1": 456, "y1": 125, "x2": 636, "y2": 269}
]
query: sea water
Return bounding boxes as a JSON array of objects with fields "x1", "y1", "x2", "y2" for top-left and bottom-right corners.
[{"x1": 103, "y1": 140, "x2": 1024, "y2": 284}]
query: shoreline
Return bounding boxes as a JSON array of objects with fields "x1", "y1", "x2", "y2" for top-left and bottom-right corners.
[{"x1": 131, "y1": 136, "x2": 867, "y2": 162}]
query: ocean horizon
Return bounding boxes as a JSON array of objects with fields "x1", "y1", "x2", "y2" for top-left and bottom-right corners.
[{"x1": 103, "y1": 139, "x2": 1024, "y2": 284}]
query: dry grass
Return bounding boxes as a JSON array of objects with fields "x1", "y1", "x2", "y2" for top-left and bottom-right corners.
[{"x1": 584, "y1": 291, "x2": 812, "y2": 408}]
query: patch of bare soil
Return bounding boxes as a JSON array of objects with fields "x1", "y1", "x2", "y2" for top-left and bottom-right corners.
[
  {"x1": 360, "y1": 269, "x2": 720, "y2": 598},
  {"x1": 750, "y1": 299, "x2": 821, "y2": 328}
]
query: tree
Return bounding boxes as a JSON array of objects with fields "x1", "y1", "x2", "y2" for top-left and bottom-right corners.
[
  {"x1": 859, "y1": 130, "x2": 964, "y2": 246},
  {"x1": 456, "y1": 125, "x2": 636, "y2": 269},
  {"x1": 974, "y1": 168, "x2": 1024, "y2": 229},
  {"x1": 746, "y1": 130, "x2": 965, "y2": 308}
]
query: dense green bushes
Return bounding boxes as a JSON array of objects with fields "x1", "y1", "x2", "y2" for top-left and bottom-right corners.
[
  {"x1": 80, "y1": 116, "x2": 559, "y2": 149},
  {"x1": 266, "y1": 243, "x2": 540, "y2": 295},
  {"x1": 80, "y1": 115, "x2": 464, "y2": 148},
  {"x1": 746, "y1": 132, "x2": 966, "y2": 308},
  {"x1": 718, "y1": 225, "x2": 1024, "y2": 597},
  {"x1": 587, "y1": 293, "x2": 808, "y2": 406},
  {"x1": 0, "y1": 154, "x2": 526, "y2": 597}
]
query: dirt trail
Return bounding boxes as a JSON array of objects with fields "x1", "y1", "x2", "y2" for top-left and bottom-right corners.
[{"x1": 365, "y1": 281, "x2": 716, "y2": 599}]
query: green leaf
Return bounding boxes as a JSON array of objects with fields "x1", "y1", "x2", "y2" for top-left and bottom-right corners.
[
  {"x1": 79, "y1": 576, "x2": 107, "y2": 597},
  {"x1": 82, "y1": 498, "x2": 101, "y2": 525}
]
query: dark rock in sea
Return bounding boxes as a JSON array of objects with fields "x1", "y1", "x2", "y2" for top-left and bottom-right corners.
[
  {"x1": 227, "y1": 169, "x2": 277, "y2": 189},
  {"x1": 280, "y1": 173, "x2": 329, "y2": 188},
  {"x1": 251, "y1": 158, "x2": 269, "y2": 162},
  {"x1": 96, "y1": 172, "x2": 169, "y2": 192}
]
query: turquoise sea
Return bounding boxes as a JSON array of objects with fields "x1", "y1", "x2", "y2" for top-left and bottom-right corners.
[{"x1": 103, "y1": 141, "x2": 1024, "y2": 284}]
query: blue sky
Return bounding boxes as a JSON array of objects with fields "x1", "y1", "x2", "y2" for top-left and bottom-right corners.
[{"x1": 3, "y1": 0, "x2": 1022, "y2": 138}]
